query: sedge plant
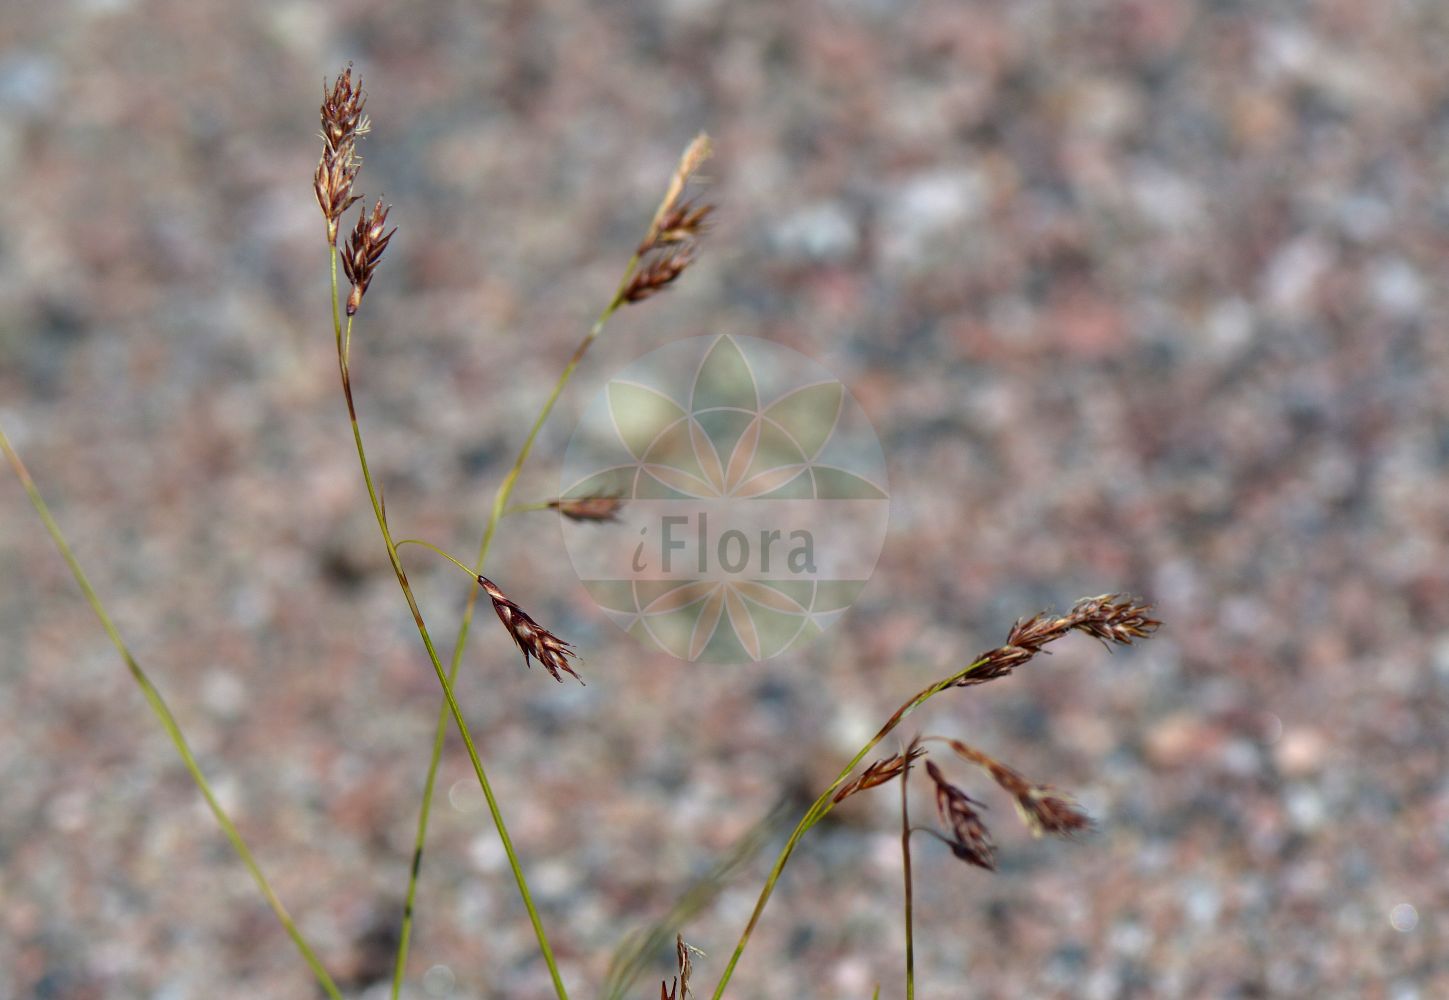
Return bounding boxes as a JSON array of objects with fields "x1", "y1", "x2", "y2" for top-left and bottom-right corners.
[{"x1": 1, "y1": 65, "x2": 1163, "y2": 999}]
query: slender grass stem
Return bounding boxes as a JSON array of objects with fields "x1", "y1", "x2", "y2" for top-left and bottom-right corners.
[
  {"x1": 329, "y1": 249, "x2": 570, "y2": 1000},
  {"x1": 710, "y1": 659, "x2": 993, "y2": 998},
  {"x1": 386, "y1": 132, "x2": 712, "y2": 995},
  {"x1": 900, "y1": 743, "x2": 917, "y2": 1000},
  {"x1": 712, "y1": 592, "x2": 1160, "y2": 995},
  {"x1": 0, "y1": 423, "x2": 344, "y2": 1000},
  {"x1": 396, "y1": 538, "x2": 484, "y2": 580},
  {"x1": 387, "y1": 252, "x2": 637, "y2": 999}
]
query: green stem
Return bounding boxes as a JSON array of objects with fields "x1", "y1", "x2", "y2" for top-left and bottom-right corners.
[
  {"x1": 900, "y1": 746, "x2": 916, "y2": 1000},
  {"x1": 385, "y1": 133, "x2": 716, "y2": 992},
  {"x1": 329, "y1": 250, "x2": 570, "y2": 1000},
  {"x1": 710, "y1": 660, "x2": 991, "y2": 998},
  {"x1": 389, "y1": 254, "x2": 637, "y2": 999},
  {"x1": 0, "y1": 423, "x2": 344, "y2": 1000},
  {"x1": 395, "y1": 539, "x2": 483, "y2": 580}
]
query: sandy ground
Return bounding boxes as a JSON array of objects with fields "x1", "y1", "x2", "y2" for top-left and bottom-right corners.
[{"x1": 2, "y1": 1, "x2": 1448, "y2": 998}]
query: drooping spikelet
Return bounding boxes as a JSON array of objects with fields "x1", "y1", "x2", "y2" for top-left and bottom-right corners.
[
  {"x1": 1014, "y1": 785, "x2": 1093, "y2": 839},
  {"x1": 939, "y1": 738, "x2": 1092, "y2": 839},
  {"x1": 549, "y1": 494, "x2": 626, "y2": 523},
  {"x1": 925, "y1": 760, "x2": 995, "y2": 870},
  {"x1": 476, "y1": 576, "x2": 581, "y2": 683}
]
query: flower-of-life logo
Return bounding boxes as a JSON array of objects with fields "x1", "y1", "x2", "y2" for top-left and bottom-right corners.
[{"x1": 561, "y1": 335, "x2": 889, "y2": 663}]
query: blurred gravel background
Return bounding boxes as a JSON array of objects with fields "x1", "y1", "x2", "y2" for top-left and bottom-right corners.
[{"x1": 3, "y1": 1, "x2": 1449, "y2": 998}]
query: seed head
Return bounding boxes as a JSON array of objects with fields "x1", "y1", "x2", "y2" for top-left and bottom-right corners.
[
  {"x1": 832, "y1": 747, "x2": 926, "y2": 804},
  {"x1": 940, "y1": 738, "x2": 1092, "y2": 839},
  {"x1": 477, "y1": 576, "x2": 581, "y2": 683},
  {"x1": 549, "y1": 494, "x2": 626, "y2": 523},
  {"x1": 320, "y1": 66, "x2": 369, "y2": 153},
  {"x1": 341, "y1": 199, "x2": 396, "y2": 316},
  {"x1": 315, "y1": 67, "x2": 372, "y2": 245},
  {"x1": 958, "y1": 594, "x2": 1160, "y2": 689},
  {"x1": 315, "y1": 144, "x2": 363, "y2": 245},
  {"x1": 641, "y1": 200, "x2": 714, "y2": 254},
  {"x1": 623, "y1": 245, "x2": 697, "y2": 303},
  {"x1": 1016, "y1": 785, "x2": 1092, "y2": 839},
  {"x1": 627, "y1": 133, "x2": 714, "y2": 306},
  {"x1": 926, "y1": 760, "x2": 995, "y2": 870},
  {"x1": 641, "y1": 133, "x2": 712, "y2": 251},
  {"x1": 1067, "y1": 593, "x2": 1161, "y2": 647}
]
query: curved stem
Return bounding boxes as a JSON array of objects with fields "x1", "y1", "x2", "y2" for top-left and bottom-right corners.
[
  {"x1": 385, "y1": 133, "x2": 714, "y2": 992},
  {"x1": 396, "y1": 538, "x2": 484, "y2": 581},
  {"x1": 710, "y1": 659, "x2": 992, "y2": 999},
  {"x1": 329, "y1": 250, "x2": 570, "y2": 1000},
  {"x1": 916, "y1": 828, "x2": 963, "y2": 849},
  {"x1": 389, "y1": 256, "x2": 637, "y2": 998},
  {"x1": 0, "y1": 423, "x2": 344, "y2": 1000}
]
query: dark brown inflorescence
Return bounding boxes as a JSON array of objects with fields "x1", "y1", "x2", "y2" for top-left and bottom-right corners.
[
  {"x1": 319, "y1": 65, "x2": 367, "y2": 153},
  {"x1": 925, "y1": 760, "x2": 996, "y2": 870},
  {"x1": 341, "y1": 198, "x2": 396, "y2": 316},
  {"x1": 939, "y1": 738, "x2": 1092, "y2": 839},
  {"x1": 645, "y1": 200, "x2": 714, "y2": 253},
  {"x1": 476, "y1": 576, "x2": 581, "y2": 683},
  {"x1": 549, "y1": 494, "x2": 626, "y2": 523},
  {"x1": 832, "y1": 747, "x2": 927, "y2": 804},
  {"x1": 314, "y1": 67, "x2": 369, "y2": 245},
  {"x1": 623, "y1": 246, "x2": 698, "y2": 303},
  {"x1": 957, "y1": 594, "x2": 1160, "y2": 689},
  {"x1": 316, "y1": 67, "x2": 395, "y2": 316}
]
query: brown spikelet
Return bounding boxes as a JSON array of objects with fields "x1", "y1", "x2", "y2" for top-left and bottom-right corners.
[
  {"x1": 832, "y1": 747, "x2": 927, "y2": 804},
  {"x1": 1016, "y1": 785, "x2": 1092, "y2": 838},
  {"x1": 315, "y1": 67, "x2": 371, "y2": 245},
  {"x1": 626, "y1": 133, "x2": 714, "y2": 306},
  {"x1": 957, "y1": 594, "x2": 1160, "y2": 689},
  {"x1": 623, "y1": 245, "x2": 697, "y2": 303},
  {"x1": 642, "y1": 200, "x2": 714, "y2": 254},
  {"x1": 925, "y1": 760, "x2": 995, "y2": 870},
  {"x1": 320, "y1": 66, "x2": 369, "y2": 153},
  {"x1": 940, "y1": 739, "x2": 1092, "y2": 839},
  {"x1": 1067, "y1": 593, "x2": 1160, "y2": 646},
  {"x1": 660, "y1": 934, "x2": 696, "y2": 1000},
  {"x1": 315, "y1": 144, "x2": 363, "y2": 245},
  {"x1": 641, "y1": 133, "x2": 713, "y2": 252},
  {"x1": 341, "y1": 199, "x2": 396, "y2": 316},
  {"x1": 477, "y1": 576, "x2": 581, "y2": 683},
  {"x1": 549, "y1": 494, "x2": 626, "y2": 523}
]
